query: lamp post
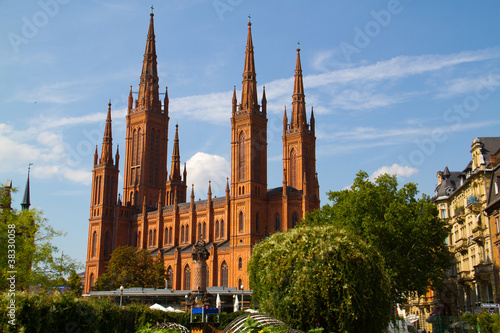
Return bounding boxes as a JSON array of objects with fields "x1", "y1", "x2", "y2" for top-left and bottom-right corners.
[
  {"x1": 240, "y1": 284, "x2": 244, "y2": 311},
  {"x1": 119, "y1": 285, "x2": 124, "y2": 306},
  {"x1": 185, "y1": 294, "x2": 188, "y2": 312}
]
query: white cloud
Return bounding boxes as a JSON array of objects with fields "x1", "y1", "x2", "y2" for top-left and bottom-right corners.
[
  {"x1": 436, "y1": 74, "x2": 500, "y2": 99},
  {"x1": 185, "y1": 152, "x2": 230, "y2": 198},
  {"x1": 370, "y1": 163, "x2": 419, "y2": 181}
]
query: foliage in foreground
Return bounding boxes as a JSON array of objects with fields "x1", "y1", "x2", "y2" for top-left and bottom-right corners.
[
  {"x1": 303, "y1": 171, "x2": 453, "y2": 301},
  {"x1": 0, "y1": 185, "x2": 81, "y2": 292},
  {"x1": 93, "y1": 246, "x2": 166, "y2": 290},
  {"x1": 462, "y1": 312, "x2": 500, "y2": 333},
  {"x1": 0, "y1": 291, "x2": 190, "y2": 333},
  {"x1": 248, "y1": 225, "x2": 392, "y2": 333}
]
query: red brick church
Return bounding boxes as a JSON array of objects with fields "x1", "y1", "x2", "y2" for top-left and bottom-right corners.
[{"x1": 84, "y1": 12, "x2": 320, "y2": 293}]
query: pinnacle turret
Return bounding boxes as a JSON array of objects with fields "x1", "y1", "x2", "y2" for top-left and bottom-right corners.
[{"x1": 100, "y1": 101, "x2": 114, "y2": 165}]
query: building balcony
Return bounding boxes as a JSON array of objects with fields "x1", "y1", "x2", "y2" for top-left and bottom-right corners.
[
  {"x1": 454, "y1": 213, "x2": 465, "y2": 224},
  {"x1": 457, "y1": 271, "x2": 473, "y2": 284},
  {"x1": 472, "y1": 227, "x2": 485, "y2": 243},
  {"x1": 455, "y1": 237, "x2": 469, "y2": 253},
  {"x1": 467, "y1": 196, "x2": 481, "y2": 212},
  {"x1": 474, "y1": 262, "x2": 493, "y2": 281}
]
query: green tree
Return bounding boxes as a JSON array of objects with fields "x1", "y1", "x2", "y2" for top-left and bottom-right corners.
[
  {"x1": 1, "y1": 186, "x2": 81, "y2": 291},
  {"x1": 303, "y1": 171, "x2": 453, "y2": 301},
  {"x1": 67, "y1": 270, "x2": 83, "y2": 296},
  {"x1": 248, "y1": 225, "x2": 392, "y2": 333},
  {"x1": 93, "y1": 246, "x2": 166, "y2": 290}
]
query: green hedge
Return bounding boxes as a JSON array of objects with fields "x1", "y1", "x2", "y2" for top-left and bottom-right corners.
[{"x1": 0, "y1": 292, "x2": 241, "y2": 333}]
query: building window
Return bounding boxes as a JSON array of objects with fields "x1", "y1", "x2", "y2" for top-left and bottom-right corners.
[
  {"x1": 221, "y1": 220, "x2": 225, "y2": 237},
  {"x1": 169, "y1": 227, "x2": 172, "y2": 244},
  {"x1": 239, "y1": 211, "x2": 244, "y2": 231},
  {"x1": 203, "y1": 222, "x2": 206, "y2": 239},
  {"x1": 184, "y1": 265, "x2": 191, "y2": 290},
  {"x1": 137, "y1": 231, "x2": 141, "y2": 247},
  {"x1": 104, "y1": 231, "x2": 110, "y2": 258},
  {"x1": 133, "y1": 232, "x2": 138, "y2": 247},
  {"x1": 496, "y1": 216, "x2": 500, "y2": 235},
  {"x1": 216, "y1": 220, "x2": 219, "y2": 239},
  {"x1": 186, "y1": 225, "x2": 189, "y2": 242},
  {"x1": 92, "y1": 231, "x2": 97, "y2": 258},
  {"x1": 292, "y1": 212, "x2": 298, "y2": 228},
  {"x1": 167, "y1": 266, "x2": 173, "y2": 289},
  {"x1": 238, "y1": 278, "x2": 243, "y2": 290},
  {"x1": 165, "y1": 227, "x2": 169, "y2": 245},
  {"x1": 149, "y1": 230, "x2": 153, "y2": 247},
  {"x1": 206, "y1": 266, "x2": 210, "y2": 287},
  {"x1": 153, "y1": 229, "x2": 157, "y2": 246},
  {"x1": 181, "y1": 226, "x2": 185, "y2": 243},
  {"x1": 238, "y1": 257, "x2": 243, "y2": 270},
  {"x1": 275, "y1": 213, "x2": 281, "y2": 232},
  {"x1": 89, "y1": 273, "x2": 94, "y2": 291},
  {"x1": 198, "y1": 223, "x2": 202, "y2": 239},
  {"x1": 221, "y1": 261, "x2": 228, "y2": 287},
  {"x1": 290, "y1": 149, "x2": 297, "y2": 188},
  {"x1": 239, "y1": 131, "x2": 246, "y2": 181},
  {"x1": 256, "y1": 213, "x2": 259, "y2": 232}
]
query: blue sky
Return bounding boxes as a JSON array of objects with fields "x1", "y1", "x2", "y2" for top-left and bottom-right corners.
[{"x1": 1, "y1": 0, "x2": 500, "y2": 268}]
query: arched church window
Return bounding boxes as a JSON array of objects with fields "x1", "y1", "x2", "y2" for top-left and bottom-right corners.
[
  {"x1": 167, "y1": 266, "x2": 173, "y2": 289},
  {"x1": 292, "y1": 212, "x2": 299, "y2": 228},
  {"x1": 290, "y1": 149, "x2": 297, "y2": 189},
  {"x1": 92, "y1": 231, "x2": 97, "y2": 258},
  {"x1": 184, "y1": 265, "x2": 191, "y2": 290},
  {"x1": 239, "y1": 131, "x2": 246, "y2": 181},
  {"x1": 239, "y1": 211, "x2": 244, "y2": 231},
  {"x1": 275, "y1": 213, "x2": 281, "y2": 232},
  {"x1": 221, "y1": 261, "x2": 228, "y2": 287},
  {"x1": 104, "y1": 231, "x2": 110, "y2": 258}
]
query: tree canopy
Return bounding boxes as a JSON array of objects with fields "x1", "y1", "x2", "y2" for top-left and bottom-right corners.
[
  {"x1": 1, "y1": 186, "x2": 81, "y2": 291},
  {"x1": 303, "y1": 171, "x2": 453, "y2": 300},
  {"x1": 93, "y1": 246, "x2": 166, "y2": 290},
  {"x1": 248, "y1": 225, "x2": 392, "y2": 333}
]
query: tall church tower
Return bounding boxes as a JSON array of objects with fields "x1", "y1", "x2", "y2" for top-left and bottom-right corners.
[
  {"x1": 165, "y1": 124, "x2": 187, "y2": 205},
  {"x1": 230, "y1": 21, "x2": 268, "y2": 282},
  {"x1": 282, "y1": 47, "x2": 320, "y2": 213},
  {"x1": 122, "y1": 10, "x2": 169, "y2": 208},
  {"x1": 86, "y1": 102, "x2": 120, "y2": 290}
]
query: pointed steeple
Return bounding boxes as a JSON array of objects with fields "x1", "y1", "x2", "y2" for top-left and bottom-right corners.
[
  {"x1": 21, "y1": 163, "x2": 32, "y2": 211},
  {"x1": 291, "y1": 46, "x2": 306, "y2": 129},
  {"x1": 138, "y1": 11, "x2": 160, "y2": 110},
  {"x1": 261, "y1": 85, "x2": 267, "y2": 114},
  {"x1": 170, "y1": 124, "x2": 181, "y2": 181},
  {"x1": 310, "y1": 106, "x2": 315, "y2": 134},
  {"x1": 100, "y1": 101, "x2": 114, "y2": 165},
  {"x1": 232, "y1": 86, "x2": 237, "y2": 115},
  {"x1": 240, "y1": 21, "x2": 258, "y2": 113},
  {"x1": 164, "y1": 86, "x2": 169, "y2": 114},
  {"x1": 283, "y1": 106, "x2": 288, "y2": 133},
  {"x1": 128, "y1": 85, "x2": 133, "y2": 113}
]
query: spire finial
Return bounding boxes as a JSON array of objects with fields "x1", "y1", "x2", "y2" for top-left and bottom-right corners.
[
  {"x1": 248, "y1": 14, "x2": 251, "y2": 23},
  {"x1": 151, "y1": 5, "x2": 154, "y2": 14}
]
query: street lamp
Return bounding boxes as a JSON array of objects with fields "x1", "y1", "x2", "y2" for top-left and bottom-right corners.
[
  {"x1": 240, "y1": 284, "x2": 244, "y2": 311},
  {"x1": 185, "y1": 294, "x2": 188, "y2": 312},
  {"x1": 119, "y1": 285, "x2": 124, "y2": 306}
]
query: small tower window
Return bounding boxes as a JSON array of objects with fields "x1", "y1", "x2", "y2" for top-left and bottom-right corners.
[{"x1": 239, "y1": 211, "x2": 244, "y2": 231}]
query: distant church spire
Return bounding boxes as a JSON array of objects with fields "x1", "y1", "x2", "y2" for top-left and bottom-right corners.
[
  {"x1": 170, "y1": 124, "x2": 181, "y2": 181},
  {"x1": 240, "y1": 20, "x2": 258, "y2": 113},
  {"x1": 138, "y1": 10, "x2": 160, "y2": 110},
  {"x1": 100, "y1": 101, "x2": 114, "y2": 165},
  {"x1": 291, "y1": 46, "x2": 306, "y2": 129},
  {"x1": 21, "y1": 163, "x2": 32, "y2": 211}
]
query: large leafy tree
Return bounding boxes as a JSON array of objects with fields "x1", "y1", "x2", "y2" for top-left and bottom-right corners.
[
  {"x1": 303, "y1": 171, "x2": 453, "y2": 301},
  {"x1": 0, "y1": 186, "x2": 81, "y2": 291},
  {"x1": 248, "y1": 225, "x2": 392, "y2": 333},
  {"x1": 93, "y1": 246, "x2": 166, "y2": 290}
]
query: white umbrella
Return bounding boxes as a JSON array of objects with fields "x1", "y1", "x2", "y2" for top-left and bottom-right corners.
[
  {"x1": 216, "y1": 293, "x2": 221, "y2": 309},
  {"x1": 150, "y1": 303, "x2": 168, "y2": 312},
  {"x1": 233, "y1": 295, "x2": 239, "y2": 312}
]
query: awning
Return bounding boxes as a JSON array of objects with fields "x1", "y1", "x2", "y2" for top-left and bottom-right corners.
[{"x1": 426, "y1": 306, "x2": 444, "y2": 323}]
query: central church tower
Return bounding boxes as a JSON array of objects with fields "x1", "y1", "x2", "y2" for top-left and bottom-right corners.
[
  {"x1": 230, "y1": 21, "x2": 268, "y2": 282},
  {"x1": 122, "y1": 11, "x2": 170, "y2": 209}
]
